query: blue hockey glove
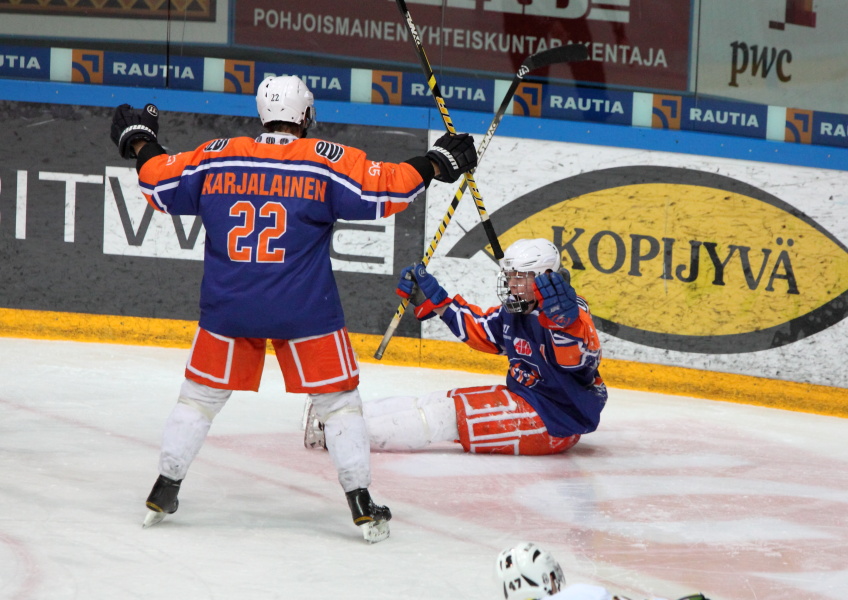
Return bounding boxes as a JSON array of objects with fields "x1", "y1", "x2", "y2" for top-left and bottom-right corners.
[
  {"x1": 533, "y1": 268, "x2": 579, "y2": 329},
  {"x1": 396, "y1": 263, "x2": 450, "y2": 320},
  {"x1": 395, "y1": 264, "x2": 417, "y2": 300}
]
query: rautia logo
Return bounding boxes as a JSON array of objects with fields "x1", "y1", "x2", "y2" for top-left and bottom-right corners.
[{"x1": 448, "y1": 166, "x2": 848, "y2": 354}]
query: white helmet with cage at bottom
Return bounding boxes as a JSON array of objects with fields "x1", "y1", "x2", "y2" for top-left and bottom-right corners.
[
  {"x1": 496, "y1": 238, "x2": 562, "y2": 313},
  {"x1": 256, "y1": 75, "x2": 316, "y2": 131},
  {"x1": 496, "y1": 541, "x2": 565, "y2": 599}
]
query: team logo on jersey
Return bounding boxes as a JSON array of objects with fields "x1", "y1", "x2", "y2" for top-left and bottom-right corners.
[
  {"x1": 204, "y1": 139, "x2": 230, "y2": 152},
  {"x1": 315, "y1": 141, "x2": 344, "y2": 162},
  {"x1": 513, "y1": 337, "x2": 532, "y2": 357},
  {"x1": 509, "y1": 358, "x2": 541, "y2": 388}
]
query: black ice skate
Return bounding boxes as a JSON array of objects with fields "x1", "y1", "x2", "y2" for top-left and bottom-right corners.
[
  {"x1": 142, "y1": 474, "x2": 182, "y2": 528},
  {"x1": 346, "y1": 488, "x2": 391, "y2": 544}
]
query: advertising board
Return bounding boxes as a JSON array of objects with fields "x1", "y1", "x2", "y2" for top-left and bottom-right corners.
[
  {"x1": 236, "y1": 0, "x2": 692, "y2": 91},
  {"x1": 697, "y1": 0, "x2": 848, "y2": 115}
]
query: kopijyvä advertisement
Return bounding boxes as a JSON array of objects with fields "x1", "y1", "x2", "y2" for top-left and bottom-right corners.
[{"x1": 420, "y1": 132, "x2": 848, "y2": 389}]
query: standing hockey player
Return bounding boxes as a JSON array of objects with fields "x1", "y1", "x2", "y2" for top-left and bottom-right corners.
[
  {"x1": 109, "y1": 75, "x2": 477, "y2": 543},
  {"x1": 304, "y1": 238, "x2": 607, "y2": 456},
  {"x1": 496, "y1": 542, "x2": 711, "y2": 600}
]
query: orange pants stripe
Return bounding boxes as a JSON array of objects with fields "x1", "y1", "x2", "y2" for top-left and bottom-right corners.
[{"x1": 450, "y1": 385, "x2": 580, "y2": 456}]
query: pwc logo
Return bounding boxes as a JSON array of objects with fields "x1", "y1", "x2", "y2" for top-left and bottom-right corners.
[
  {"x1": 447, "y1": 166, "x2": 848, "y2": 354},
  {"x1": 730, "y1": 0, "x2": 817, "y2": 88}
]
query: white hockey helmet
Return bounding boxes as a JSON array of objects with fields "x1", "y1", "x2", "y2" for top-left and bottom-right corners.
[
  {"x1": 256, "y1": 75, "x2": 316, "y2": 130},
  {"x1": 496, "y1": 542, "x2": 565, "y2": 599},
  {"x1": 497, "y1": 238, "x2": 561, "y2": 313},
  {"x1": 499, "y1": 238, "x2": 561, "y2": 273}
]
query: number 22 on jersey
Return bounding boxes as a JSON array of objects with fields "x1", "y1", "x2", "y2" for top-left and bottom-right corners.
[{"x1": 227, "y1": 200, "x2": 287, "y2": 263}]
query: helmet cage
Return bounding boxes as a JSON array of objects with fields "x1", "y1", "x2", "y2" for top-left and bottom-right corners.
[
  {"x1": 496, "y1": 239, "x2": 561, "y2": 314},
  {"x1": 496, "y1": 270, "x2": 536, "y2": 314}
]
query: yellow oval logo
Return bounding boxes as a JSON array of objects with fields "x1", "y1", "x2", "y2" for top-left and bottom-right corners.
[{"x1": 448, "y1": 166, "x2": 848, "y2": 353}]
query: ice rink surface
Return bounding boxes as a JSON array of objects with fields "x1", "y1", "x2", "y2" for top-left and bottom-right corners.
[{"x1": 1, "y1": 337, "x2": 846, "y2": 600}]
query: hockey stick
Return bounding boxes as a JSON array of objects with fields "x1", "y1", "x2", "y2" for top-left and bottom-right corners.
[
  {"x1": 373, "y1": 43, "x2": 589, "y2": 360},
  {"x1": 395, "y1": 0, "x2": 503, "y2": 259}
]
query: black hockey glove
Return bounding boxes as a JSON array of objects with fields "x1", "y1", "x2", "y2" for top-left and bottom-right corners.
[
  {"x1": 426, "y1": 132, "x2": 477, "y2": 183},
  {"x1": 111, "y1": 103, "x2": 160, "y2": 159}
]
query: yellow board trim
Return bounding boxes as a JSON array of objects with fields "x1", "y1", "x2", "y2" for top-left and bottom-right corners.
[{"x1": 1, "y1": 307, "x2": 845, "y2": 418}]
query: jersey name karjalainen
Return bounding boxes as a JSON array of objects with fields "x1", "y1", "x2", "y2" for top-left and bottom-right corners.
[
  {"x1": 138, "y1": 133, "x2": 425, "y2": 339},
  {"x1": 440, "y1": 295, "x2": 607, "y2": 438}
]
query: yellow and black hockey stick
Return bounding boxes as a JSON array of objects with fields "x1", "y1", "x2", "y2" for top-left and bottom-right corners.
[
  {"x1": 395, "y1": 0, "x2": 501, "y2": 258},
  {"x1": 373, "y1": 41, "x2": 589, "y2": 359}
]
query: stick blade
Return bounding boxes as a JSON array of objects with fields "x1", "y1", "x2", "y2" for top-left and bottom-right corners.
[{"x1": 524, "y1": 44, "x2": 589, "y2": 72}]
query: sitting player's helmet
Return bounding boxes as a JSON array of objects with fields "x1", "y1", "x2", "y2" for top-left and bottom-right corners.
[
  {"x1": 256, "y1": 75, "x2": 316, "y2": 131},
  {"x1": 496, "y1": 542, "x2": 565, "y2": 599},
  {"x1": 497, "y1": 238, "x2": 561, "y2": 313}
]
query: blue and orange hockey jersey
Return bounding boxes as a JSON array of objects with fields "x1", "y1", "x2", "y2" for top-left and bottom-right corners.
[
  {"x1": 439, "y1": 295, "x2": 607, "y2": 438},
  {"x1": 138, "y1": 133, "x2": 427, "y2": 339}
]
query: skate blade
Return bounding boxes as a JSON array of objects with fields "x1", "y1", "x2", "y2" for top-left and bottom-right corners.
[
  {"x1": 142, "y1": 510, "x2": 167, "y2": 528},
  {"x1": 303, "y1": 429, "x2": 325, "y2": 450},
  {"x1": 359, "y1": 520, "x2": 390, "y2": 544},
  {"x1": 300, "y1": 398, "x2": 312, "y2": 431}
]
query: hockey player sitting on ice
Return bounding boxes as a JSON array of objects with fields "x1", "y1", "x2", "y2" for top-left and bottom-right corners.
[
  {"x1": 109, "y1": 75, "x2": 477, "y2": 543},
  {"x1": 305, "y1": 237, "x2": 607, "y2": 456},
  {"x1": 496, "y1": 542, "x2": 711, "y2": 600}
]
